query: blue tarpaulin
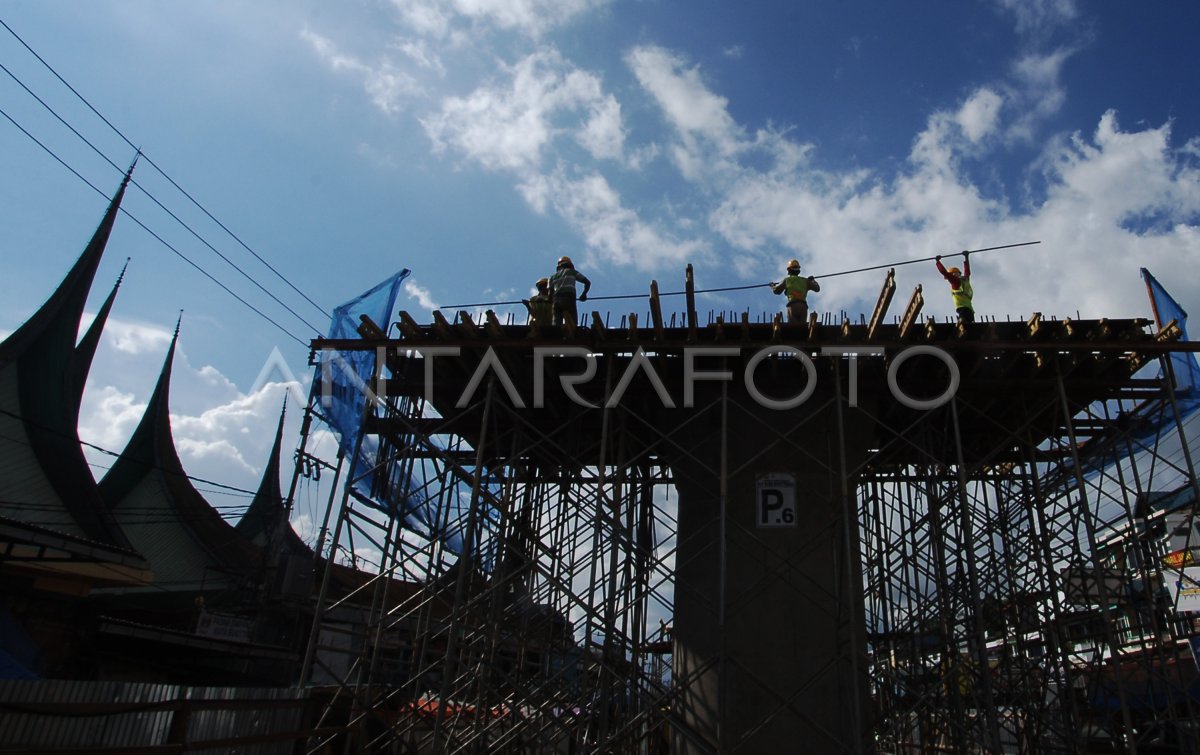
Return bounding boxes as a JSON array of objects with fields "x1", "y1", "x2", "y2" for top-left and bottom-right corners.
[
  {"x1": 321, "y1": 269, "x2": 409, "y2": 459},
  {"x1": 1074, "y1": 271, "x2": 1200, "y2": 484},
  {"x1": 1142, "y1": 267, "x2": 1200, "y2": 402},
  {"x1": 319, "y1": 270, "x2": 469, "y2": 556}
]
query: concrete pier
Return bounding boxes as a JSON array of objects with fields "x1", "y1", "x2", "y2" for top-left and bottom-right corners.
[{"x1": 667, "y1": 374, "x2": 875, "y2": 754}]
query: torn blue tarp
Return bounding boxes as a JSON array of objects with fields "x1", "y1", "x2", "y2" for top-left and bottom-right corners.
[
  {"x1": 1143, "y1": 267, "x2": 1200, "y2": 399},
  {"x1": 1072, "y1": 270, "x2": 1200, "y2": 482},
  {"x1": 320, "y1": 269, "x2": 409, "y2": 458},
  {"x1": 318, "y1": 270, "x2": 474, "y2": 557}
]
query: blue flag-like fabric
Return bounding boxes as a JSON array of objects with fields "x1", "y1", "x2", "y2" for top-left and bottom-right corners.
[
  {"x1": 318, "y1": 270, "x2": 469, "y2": 556},
  {"x1": 1142, "y1": 268, "x2": 1200, "y2": 397},
  {"x1": 322, "y1": 269, "x2": 409, "y2": 457}
]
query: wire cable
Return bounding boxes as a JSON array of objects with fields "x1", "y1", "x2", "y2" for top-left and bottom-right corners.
[
  {"x1": 438, "y1": 241, "x2": 1041, "y2": 309},
  {"x1": 0, "y1": 104, "x2": 309, "y2": 348},
  {"x1": 0, "y1": 406, "x2": 261, "y2": 497},
  {"x1": 0, "y1": 57, "x2": 325, "y2": 336},
  {"x1": 0, "y1": 16, "x2": 330, "y2": 321}
]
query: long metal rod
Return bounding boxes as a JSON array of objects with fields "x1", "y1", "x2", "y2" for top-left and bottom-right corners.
[
  {"x1": 437, "y1": 242, "x2": 1041, "y2": 308},
  {"x1": 1054, "y1": 363, "x2": 1140, "y2": 754},
  {"x1": 717, "y1": 372, "x2": 728, "y2": 752},
  {"x1": 832, "y1": 357, "x2": 865, "y2": 755},
  {"x1": 431, "y1": 377, "x2": 495, "y2": 751}
]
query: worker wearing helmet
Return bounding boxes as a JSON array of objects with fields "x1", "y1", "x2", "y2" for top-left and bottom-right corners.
[
  {"x1": 935, "y1": 251, "x2": 974, "y2": 324},
  {"x1": 524, "y1": 277, "x2": 553, "y2": 327},
  {"x1": 770, "y1": 258, "x2": 821, "y2": 324},
  {"x1": 549, "y1": 255, "x2": 591, "y2": 327}
]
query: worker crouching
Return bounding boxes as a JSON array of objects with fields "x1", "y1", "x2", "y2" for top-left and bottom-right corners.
[{"x1": 524, "y1": 277, "x2": 553, "y2": 327}]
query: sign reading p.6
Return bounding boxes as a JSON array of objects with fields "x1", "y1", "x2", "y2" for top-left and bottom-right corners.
[{"x1": 756, "y1": 473, "x2": 797, "y2": 527}]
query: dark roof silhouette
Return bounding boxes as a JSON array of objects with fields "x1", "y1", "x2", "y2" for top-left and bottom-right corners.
[
  {"x1": 236, "y1": 402, "x2": 311, "y2": 559},
  {"x1": 0, "y1": 167, "x2": 147, "y2": 576},
  {"x1": 98, "y1": 324, "x2": 260, "y2": 592}
]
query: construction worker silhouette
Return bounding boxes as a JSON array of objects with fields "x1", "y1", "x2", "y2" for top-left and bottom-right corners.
[
  {"x1": 524, "y1": 277, "x2": 553, "y2": 327},
  {"x1": 771, "y1": 258, "x2": 821, "y2": 324},
  {"x1": 935, "y1": 252, "x2": 974, "y2": 324},
  {"x1": 549, "y1": 256, "x2": 591, "y2": 327}
]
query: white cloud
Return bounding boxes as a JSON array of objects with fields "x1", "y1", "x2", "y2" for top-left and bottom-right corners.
[
  {"x1": 404, "y1": 279, "x2": 440, "y2": 311},
  {"x1": 625, "y1": 45, "x2": 742, "y2": 158},
  {"x1": 78, "y1": 318, "x2": 313, "y2": 521},
  {"x1": 708, "y1": 95, "x2": 1200, "y2": 319},
  {"x1": 301, "y1": 28, "x2": 422, "y2": 114},
  {"x1": 1004, "y1": 47, "x2": 1074, "y2": 141},
  {"x1": 104, "y1": 318, "x2": 175, "y2": 355},
  {"x1": 422, "y1": 48, "x2": 623, "y2": 172},
  {"x1": 576, "y1": 94, "x2": 626, "y2": 162},
  {"x1": 956, "y1": 88, "x2": 1004, "y2": 144},
  {"x1": 396, "y1": 39, "x2": 446, "y2": 75},
  {"x1": 993, "y1": 0, "x2": 1078, "y2": 38},
  {"x1": 389, "y1": 0, "x2": 610, "y2": 39},
  {"x1": 521, "y1": 169, "x2": 707, "y2": 271}
]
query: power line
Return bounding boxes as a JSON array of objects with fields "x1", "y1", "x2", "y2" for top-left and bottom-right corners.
[
  {"x1": 438, "y1": 241, "x2": 1042, "y2": 309},
  {"x1": 0, "y1": 16, "x2": 330, "y2": 322},
  {"x1": 0, "y1": 56, "x2": 325, "y2": 336},
  {"x1": 0, "y1": 406, "x2": 262, "y2": 496},
  {"x1": 0, "y1": 104, "x2": 309, "y2": 348}
]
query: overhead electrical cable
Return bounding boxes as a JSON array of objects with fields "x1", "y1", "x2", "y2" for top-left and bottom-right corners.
[
  {"x1": 0, "y1": 58, "x2": 325, "y2": 336},
  {"x1": 0, "y1": 406, "x2": 261, "y2": 496},
  {"x1": 0, "y1": 16, "x2": 330, "y2": 321},
  {"x1": 0, "y1": 104, "x2": 309, "y2": 347},
  {"x1": 439, "y1": 241, "x2": 1042, "y2": 309}
]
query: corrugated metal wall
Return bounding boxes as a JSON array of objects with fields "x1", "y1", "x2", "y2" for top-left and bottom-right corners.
[{"x1": 0, "y1": 680, "x2": 308, "y2": 753}]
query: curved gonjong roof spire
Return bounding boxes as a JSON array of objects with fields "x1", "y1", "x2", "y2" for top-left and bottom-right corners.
[
  {"x1": 235, "y1": 400, "x2": 309, "y2": 557},
  {"x1": 70, "y1": 258, "x2": 129, "y2": 412},
  {"x1": 0, "y1": 166, "x2": 144, "y2": 562},
  {"x1": 98, "y1": 320, "x2": 259, "y2": 590}
]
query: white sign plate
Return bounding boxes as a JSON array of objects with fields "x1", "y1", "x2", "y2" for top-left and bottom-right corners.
[
  {"x1": 756, "y1": 473, "x2": 797, "y2": 527},
  {"x1": 1167, "y1": 567, "x2": 1200, "y2": 614}
]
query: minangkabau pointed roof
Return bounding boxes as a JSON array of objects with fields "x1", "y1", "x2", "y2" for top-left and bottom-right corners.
[
  {"x1": 98, "y1": 323, "x2": 260, "y2": 591},
  {"x1": 70, "y1": 259, "x2": 128, "y2": 413},
  {"x1": 0, "y1": 167, "x2": 148, "y2": 577},
  {"x1": 235, "y1": 402, "x2": 311, "y2": 558}
]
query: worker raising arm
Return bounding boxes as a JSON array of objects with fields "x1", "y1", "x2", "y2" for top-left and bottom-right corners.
[{"x1": 935, "y1": 251, "x2": 974, "y2": 324}]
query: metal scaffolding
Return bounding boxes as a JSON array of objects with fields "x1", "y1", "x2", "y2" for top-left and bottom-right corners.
[{"x1": 290, "y1": 277, "x2": 1200, "y2": 753}]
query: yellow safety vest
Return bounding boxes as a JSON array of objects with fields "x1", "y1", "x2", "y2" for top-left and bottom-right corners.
[
  {"x1": 951, "y1": 278, "x2": 973, "y2": 310},
  {"x1": 784, "y1": 275, "x2": 809, "y2": 302},
  {"x1": 529, "y1": 293, "x2": 552, "y2": 324}
]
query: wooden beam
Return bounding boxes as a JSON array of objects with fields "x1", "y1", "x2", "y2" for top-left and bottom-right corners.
[
  {"x1": 650, "y1": 280, "x2": 665, "y2": 342},
  {"x1": 897, "y1": 285, "x2": 924, "y2": 340},
  {"x1": 397, "y1": 310, "x2": 424, "y2": 340},
  {"x1": 591, "y1": 311, "x2": 607, "y2": 340},
  {"x1": 431, "y1": 310, "x2": 454, "y2": 339},
  {"x1": 484, "y1": 310, "x2": 504, "y2": 339},
  {"x1": 685, "y1": 264, "x2": 698, "y2": 343},
  {"x1": 456, "y1": 311, "x2": 480, "y2": 338},
  {"x1": 1026, "y1": 312, "x2": 1043, "y2": 338},
  {"x1": 867, "y1": 269, "x2": 897, "y2": 340}
]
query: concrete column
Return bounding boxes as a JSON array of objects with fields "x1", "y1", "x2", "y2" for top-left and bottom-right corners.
[{"x1": 667, "y1": 379, "x2": 874, "y2": 753}]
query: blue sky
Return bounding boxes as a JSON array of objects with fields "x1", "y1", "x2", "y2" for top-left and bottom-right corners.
[{"x1": 1, "y1": 0, "x2": 1198, "y2": 532}]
